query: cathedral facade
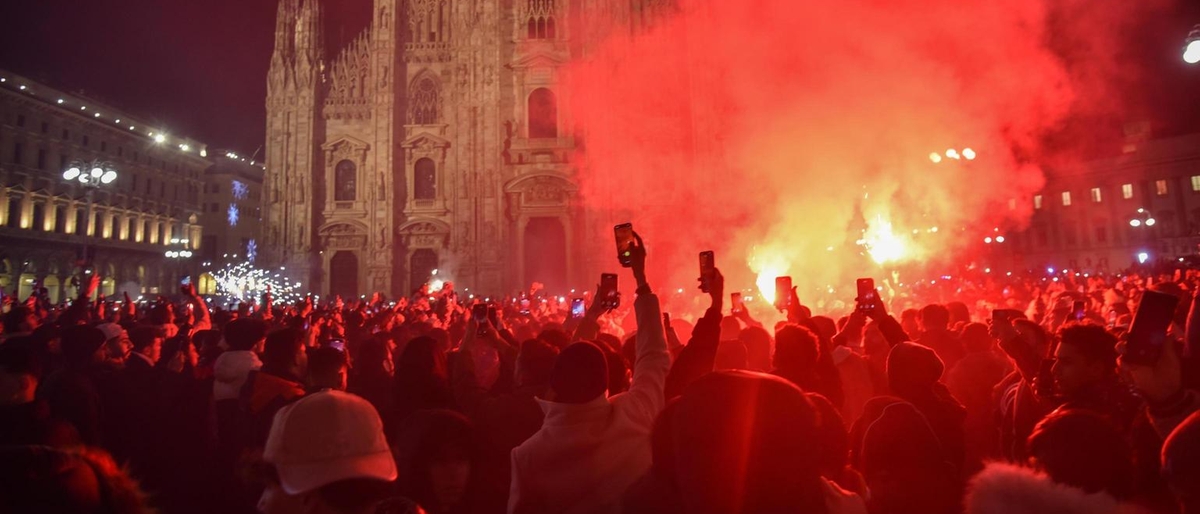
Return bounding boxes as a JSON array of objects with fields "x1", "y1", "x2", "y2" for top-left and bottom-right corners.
[{"x1": 263, "y1": 0, "x2": 671, "y2": 298}]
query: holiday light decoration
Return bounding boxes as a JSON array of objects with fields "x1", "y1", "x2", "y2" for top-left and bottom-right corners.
[{"x1": 210, "y1": 261, "x2": 302, "y2": 305}]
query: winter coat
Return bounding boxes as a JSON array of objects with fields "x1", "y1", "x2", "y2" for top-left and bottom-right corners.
[
  {"x1": 212, "y1": 350, "x2": 262, "y2": 402},
  {"x1": 966, "y1": 462, "x2": 1149, "y2": 514}
]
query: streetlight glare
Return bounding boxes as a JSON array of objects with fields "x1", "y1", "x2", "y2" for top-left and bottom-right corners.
[
  {"x1": 154, "y1": 134, "x2": 166, "y2": 143},
  {"x1": 1130, "y1": 219, "x2": 1142, "y2": 227},
  {"x1": 90, "y1": 167, "x2": 103, "y2": 178},
  {"x1": 100, "y1": 171, "x2": 117, "y2": 184},
  {"x1": 63, "y1": 167, "x2": 81, "y2": 180},
  {"x1": 1185, "y1": 39, "x2": 1200, "y2": 64},
  {"x1": 1146, "y1": 217, "x2": 1157, "y2": 226},
  {"x1": 962, "y1": 148, "x2": 976, "y2": 160}
]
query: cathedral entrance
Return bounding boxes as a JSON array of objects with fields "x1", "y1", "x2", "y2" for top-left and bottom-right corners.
[
  {"x1": 330, "y1": 251, "x2": 359, "y2": 299},
  {"x1": 410, "y1": 249, "x2": 438, "y2": 295},
  {"x1": 523, "y1": 217, "x2": 567, "y2": 293}
]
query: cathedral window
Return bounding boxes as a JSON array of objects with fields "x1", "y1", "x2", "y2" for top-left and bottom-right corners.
[
  {"x1": 410, "y1": 77, "x2": 439, "y2": 125},
  {"x1": 526, "y1": 0, "x2": 556, "y2": 39},
  {"x1": 335, "y1": 160, "x2": 357, "y2": 201},
  {"x1": 414, "y1": 158, "x2": 437, "y2": 200},
  {"x1": 528, "y1": 88, "x2": 558, "y2": 139}
]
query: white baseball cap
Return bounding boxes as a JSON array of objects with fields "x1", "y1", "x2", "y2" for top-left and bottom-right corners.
[{"x1": 264, "y1": 390, "x2": 398, "y2": 494}]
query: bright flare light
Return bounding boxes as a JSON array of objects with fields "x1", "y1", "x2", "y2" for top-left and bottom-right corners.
[
  {"x1": 1185, "y1": 40, "x2": 1200, "y2": 64},
  {"x1": 1130, "y1": 219, "x2": 1142, "y2": 227},
  {"x1": 1138, "y1": 252, "x2": 1150, "y2": 264},
  {"x1": 929, "y1": 152, "x2": 942, "y2": 163},
  {"x1": 962, "y1": 148, "x2": 976, "y2": 160},
  {"x1": 63, "y1": 167, "x2": 80, "y2": 180},
  {"x1": 860, "y1": 216, "x2": 907, "y2": 264},
  {"x1": 1145, "y1": 218, "x2": 1156, "y2": 227},
  {"x1": 154, "y1": 134, "x2": 166, "y2": 143},
  {"x1": 946, "y1": 149, "x2": 960, "y2": 160}
]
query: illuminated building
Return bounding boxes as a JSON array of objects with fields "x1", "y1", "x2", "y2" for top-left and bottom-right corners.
[{"x1": 263, "y1": 0, "x2": 676, "y2": 297}]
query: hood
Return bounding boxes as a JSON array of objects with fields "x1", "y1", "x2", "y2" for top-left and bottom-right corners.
[
  {"x1": 965, "y1": 463, "x2": 1146, "y2": 514},
  {"x1": 214, "y1": 350, "x2": 263, "y2": 383}
]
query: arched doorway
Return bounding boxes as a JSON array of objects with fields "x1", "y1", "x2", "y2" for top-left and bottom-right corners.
[
  {"x1": 524, "y1": 217, "x2": 567, "y2": 292},
  {"x1": 329, "y1": 251, "x2": 359, "y2": 299},
  {"x1": 197, "y1": 272, "x2": 217, "y2": 296},
  {"x1": 410, "y1": 249, "x2": 438, "y2": 295}
]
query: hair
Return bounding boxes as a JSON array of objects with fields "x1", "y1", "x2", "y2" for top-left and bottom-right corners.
[
  {"x1": 224, "y1": 318, "x2": 267, "y2": 351},
  {"x1": 538, "y1": 328, "x2": 571, "y2": 350},
  {"x1": 394, "y1": 409, "x2": 480, "y2": 512},
  {"x1": 774, "y1": 324, "x2": 819, "y2": 372},
  {"x1": 128, "y1": 326, "x2": 161, "y2": 352},
  {"x1": 1057, "y1": 323, "x2": 1118, "y2": 369},
  {"x1": 0, "y1": 445, "x2": 152, "y2": 514},
  {"x1": 1028, "y1": 409, "x2": 1134, "y2": 499},
  {"x1": 0, "y1": 336, "x2": 42, "y2": 378},
  {"x1": 308, "y1": 346, "x2": 348, "y2": 390},
  {"x1": 60, "y1": 325, "x2": 106, "y2": 367},
  {"x1": 252, "y1": 462, "x2": 395, "y2": 513},
  {"x1": 262, "y1": 328, "x2": 307, "y2": 380},
  {"x1": 604, "y1": 345, "x2": 631, "y2": 395},
  {"x1": 919, "y1": 304, "x2": 950, "y2": 331},
  {"x1": 517, "y1": 339, "x2": 559, "y2": 388},
  {"x1": 157, "y1": 336, "x2": 194, "y2": 373},
  {"x1": 740, "y1": 326, "x2": 774, "y2": 371},
  {"x1": 2, "y1": 305, "x2": 33, "y2": 334},
  {"x1": 959, "y1": 322, "x2": 993, "y2": 353},
  {"x1": 946, "y1": 301, "x2": 970, "y2": 326},
  {"x1": 550, "y1": 341, "x2": 609, "y2": 403}
]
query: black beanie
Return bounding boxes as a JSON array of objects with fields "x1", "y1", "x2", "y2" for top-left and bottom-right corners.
[{"x1": 550, "y1": 342, "x2": 609, "y2": 403}]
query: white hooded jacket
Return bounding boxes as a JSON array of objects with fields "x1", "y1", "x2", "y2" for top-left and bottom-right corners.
[{"x1": 966, "y1": 462, "x2": 1149, "y2": 514}]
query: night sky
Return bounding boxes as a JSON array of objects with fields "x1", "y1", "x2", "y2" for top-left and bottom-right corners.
[{"x1": 1, "y1": 0, "x2": 1198, "y2": 157}]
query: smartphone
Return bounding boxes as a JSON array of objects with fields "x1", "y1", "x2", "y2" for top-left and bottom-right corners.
[
  {"x1": 472, "y1": 304, "x2": 489, "y2": 334},
  {"x1": 856, "y1": 278, "x2": 876, "y2": 313},
  {"x1": 774, "y1": 276, "x2": 792, "y2": 310},
  {"x1": 487, "y1": 305, "x2": 499, "y2": 328},
  {"x1": 731, "y1": 292, "x2": 744, "y2": 314},
  {"x1": 1072, "y1": 300, "x2": 1086, "y2": 321},
  {"x1": 180, "y1": 276, "x2": 191, "y2": 286},
  {"x1": 600, "y1": 273, "x2": 620, "y2": 309},
  {"x1": 699, "y1": 251, "x2": 715, "y2": 293},
  {"x1": 328, "y1": 340, "x2": 346, "y2": 352},
  {"x1": 1125, "y1": 290, "x2": 1179, "y2": 366},
  {"x1": 614, "y1": 223, "x2": 635, "y2": 268},
  {"x1": 570, "y1": 298, "x2": 586, "y2": 319}
]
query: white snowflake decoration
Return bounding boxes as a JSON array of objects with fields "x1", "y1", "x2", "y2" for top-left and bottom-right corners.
[
  {"x1": 227, "y1": 203, "x2": 239, "y2": 226},
  {"x1": 231, "y1": 180, "x2": 249, "y2": 200},
  {"x1": 246, "y1": 239, "x2": 258, "y2": 263}
]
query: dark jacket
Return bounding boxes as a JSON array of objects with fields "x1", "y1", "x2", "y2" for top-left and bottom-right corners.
[{"x1": 239, "y1": 370, "x2": 305, "y2": 447}]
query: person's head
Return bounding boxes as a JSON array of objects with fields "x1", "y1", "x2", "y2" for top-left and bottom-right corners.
[
  {"x1": 739, "y1": 326, "x2": 773, "y2": 371},
  {"x1": 806, "y1": 392, "x2": 849, "y2": 481},
  {"x1": 1028, "y1": 409, "x2": 1133, "y2": 499},
  {"x1": 1052, "y1": 323, "x2": 1117, "y2": 397},
  {"x1": 0, "y1": 336, "x2": 42, "y2": 406},
  {"x1": 158, "y1": 336, "x2": 198, "y2": 374},
  {"x1": 259, "y1": 390, "x2": 397, "y2": 514},
  {"x1": 604, "y1": 345, "x2": 631, "y2": 395},
  {"x1": 548, "y1": 341, "x2": 608, "y2": 403},
  {"x1": 97, "y1": 323, "x2": 130, "y2": 362},
  {"x1": 656, "y1": 371, "x2": 824, "y2": 513},
  {"x1": 946, "y1": 301, "x2": 970, "y2": 327},
  {"x1": 60, "y1": 325, "x2": 107, "y2": 368},
  {"x1": 2, "y1": 304, "x2": 39, "y2": 334},
  {"x1": 394, "y1": 409, "x2": 479, "y2": 512},
  {"x1": 886, "y1": 342, "x2": 944, "y2": 398},
  {"x1": 263, "y1": 328, "x2": 309, "y2": 383},
  {"x1": 919, "y1": 304, "x2": 950, "y2": 332},
  {"x1": 515, "y1": 339, "x2": 558, "y2": 389},
  {"x1": 960, "y1": 322, "x2": 993, "y2": 353},
  {"x1": 900, "y1": 308, "x2": 920, "y2": 335},
  {"x1": 128, "y1": 326, "x2": 164, "y2": 364},
  {"x1": 308, "y1": 346, "x2": 349, "y2": 391},
  {"x1": 396, "y1": 336, "x2": 448, "y2": 381},
  {"x1": 224, "y1": 317, "x2": 268, "y2": 352},
  {"x1": 537, "y1": 328, "x2": 571, "y2": 350},
  {"x1": 719, "y1": 316, "x2": 742, "y2": 342},
  {"x1": 773, "y1": 324, "x2": 819, "y2": 373},
  {"x1": 0, "y1": 445, "x2": 152, "y2": 514},
  {"x1": 356, "y1": 336, "x2": 394, "y2": 377},
  {"x1": 856, "y1": 398, "x2": 959, "y2": 514},
  {"x1": 714, "y1": 340, "x2": 749, "y2": 370},
  {"x1": 1163, "y1": 411, "x2": 1200, "y2": 513}
]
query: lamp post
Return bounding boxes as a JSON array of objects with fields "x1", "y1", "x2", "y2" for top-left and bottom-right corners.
[
  {"x1": 1184, "y1": 24, "x2": 1200, "y2": 64},
  {"x1": 1129, "y1": 208, "x2": 1157, "y2": 264},
  {"x1": 165, "y1": 238, "x2": 194, "y2": 287},
  {"x1": 63, "y1": 160, "x2": 118, "y2": 290}
]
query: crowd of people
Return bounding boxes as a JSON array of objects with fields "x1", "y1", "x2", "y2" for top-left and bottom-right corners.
[{"x1": 1, "y1": 232, "x2": 1200, "y2": 514}]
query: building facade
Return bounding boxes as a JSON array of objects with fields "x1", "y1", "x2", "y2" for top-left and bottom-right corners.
[
  {"x1": 199, "y1": 151, "x2": 266, "y2": 269},
  {"x1": 1007, "y1": 132, "x2": 1200, "y2": 273},
  {"x1": 263, "y1": 0, "x2": 676, "y2": 298},
  {"x1": 0, "y1": 69, "x2": 215, "y2": 302}
]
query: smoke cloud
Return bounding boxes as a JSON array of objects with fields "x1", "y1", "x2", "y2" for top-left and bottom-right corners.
[{"x1": 566, "y1": 0, "x2": 1164, "y2": 302}]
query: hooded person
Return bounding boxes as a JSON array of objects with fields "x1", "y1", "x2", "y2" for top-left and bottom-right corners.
[
  {"x1": 946, "y1": 322, "x2": 1011, "y2": 474},
  {"x1": 623, "y1": 371, "x2": 866, "y2": 514},
  {"x1": 508, "y1": 268, "x2": 670, "y2": 514},
  {"x1": 886, "y1": 341, "x2": 967, "y2": 471},
  {"x1": 855, "y1": 398, "x2": 961, "y2": 514}
]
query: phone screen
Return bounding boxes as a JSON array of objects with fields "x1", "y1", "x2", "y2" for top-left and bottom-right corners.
[
  {"x1": 774, "y1": 276, "x2": 792, "y2": 310},
  {"x1": 856, "y1": 278, "x2": 876, "y2": 312},
  {"x1": 1125, "y1": 290, "x2": 1179, "y2": 366},
  {"x1": 180, "y1": 276, "x2": 192, "y2": 286},
  {"x1": 614, "y1": 223, "x2": 635, "y2": 267},
  {"x1": 1072, "y1": 300, "x2": 1086, "y2": 321},
  {"x1": 328, "y1": 340, "x2": 346, "y2": 352},
  {"x1": 472, "y1": 304, "x2": 488, "y2": 323},
  {"x1": 600, "y1": 273, "x2": 620, "y2": 309},
  {"x1": 570, "y1": 298, "x2": 586, "y2": 318},
  {"x1": 731, "y1": 292, "x2": 744, "y2": 313},
  {"x1": 699, "y1": 251, "x2": 715, "y2": 292}
]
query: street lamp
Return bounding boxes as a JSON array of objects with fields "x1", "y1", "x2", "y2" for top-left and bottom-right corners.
[
  {"x1": 1184, "y1": 24, "x2": 1200, "y2": 64},
  {"x1": 63, "y1": 159, "x2": 118, "y2": 283},
  {"x1": 166, "y1": 238, "x2": 194, "y2": 286}
]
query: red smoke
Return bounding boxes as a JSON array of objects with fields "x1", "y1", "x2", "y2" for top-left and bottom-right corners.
[{"x1": 566, "y1": 0, "x2": 1164, "y2": 303}]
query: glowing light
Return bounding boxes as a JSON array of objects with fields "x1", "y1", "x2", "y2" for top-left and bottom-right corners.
[
  {"x1": 1138, "y1": 252, "x2": 1150, "y2": 264},
  {"x1": 18, "y1": 85, "x2": 25, "y2": 90},
  {"x1": 63, "y1": 167, "x2": 81, "y2": 180},
  {"x1": 56, "y1": 99, "x2": 64, "y2": 104},
  {"x1": 154, "y1": 134, "x2": 165, "y2": 143},
  {"x1": 946, "y1": 149, "x2": 960, "y2": 159},
  {"x1": 212, "y1": 262, "x2": 303, "y2": 304},
  {"x1": 962, "y1": 148, "x2": 976, "y2": 160},
  {"x1": 995, "y1": 236, "x2": 1005, "y2": 243},
  {"x1": 1185, "y1": 40, "x2": 1200, "y2": 64},
  {"x1": 246, "y1": 239, "x2": 257, "y2": 263},
  {"x1": 431, "y1": 279, "x2": 445, "y2": 291},
  {"x1": 984, "y1": 237, "x2": 992, "y2": 244},
  {"x1": 227, "y1": 204, "x2": 239, "y2": 226},
  {"x1": 94, "y1": 113, "x2": 100, "y2": 118},
  {"x1": 180, "y1": 144, "x2": 190, "y2": 152},
  {"x1": 90, "y1": 167, "x2": 103, "y2": 178},
  {"x1": 860, "y1": 216, "x2": 907, "y2": 264},
  {"x1": 100, "y1": 171, "x2": 117, "y2": 184},
  {"x1": 232, "y1": 180, "x2": 249, "y2": 200},
  {"x1": 1047, "y1": 267, "x2": 1055, "y2": 274},
  {"x1": 1130, "y1": 219, "x2": 1141, "y2": 227},
  {"x1": 929, "y1": 152, "x2": 942, "y2": 163},
  {"x1": 1145, "y1": 218, "x2": 1156, "y2": 227}
]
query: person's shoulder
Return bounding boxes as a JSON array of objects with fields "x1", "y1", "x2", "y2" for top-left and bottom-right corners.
[{"x1": 822, "y1": 477, "x2": 867, "y2": 514}]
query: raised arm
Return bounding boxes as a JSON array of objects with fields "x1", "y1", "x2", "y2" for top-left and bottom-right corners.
[
  {"x1": 623, "y1": 232, "x2": 670, "y2": 425},
  {"x1": 664, "y1": 268, "x2": 724, "y2": 401}
]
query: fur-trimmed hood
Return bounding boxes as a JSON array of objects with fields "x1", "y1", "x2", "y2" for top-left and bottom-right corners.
[{"x1": 966, "y1": 462, "x2": 1148, "y2": 514}]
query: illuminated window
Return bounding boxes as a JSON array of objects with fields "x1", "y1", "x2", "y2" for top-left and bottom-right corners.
[
  {"x1": 1122, "y1": 183, "x2": 1133, "y2": 199},
  {"x1": 1033, "y1": 195, "x2": 1043, "y2": 210},
  {"x1": 1156, "y1": 180, "x2": 1169, "y2": 196},
  {"x1": 1061, "y1": 191, "x2": 1071, "y2": 206},
  {"x1": 528, "y1": 88, "x2": 557, "y2": 138},
  {"x1": 1090, "y1": 188, "x2": 1102, "y2": 203},
  {"x1": 1192, "y1": 176, "x2": 1200, "y2": 192}
]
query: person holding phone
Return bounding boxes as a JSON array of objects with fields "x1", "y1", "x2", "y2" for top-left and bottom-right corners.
[{"x1": 509, "y1": 228, "x2": 670, "y2": 514}]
